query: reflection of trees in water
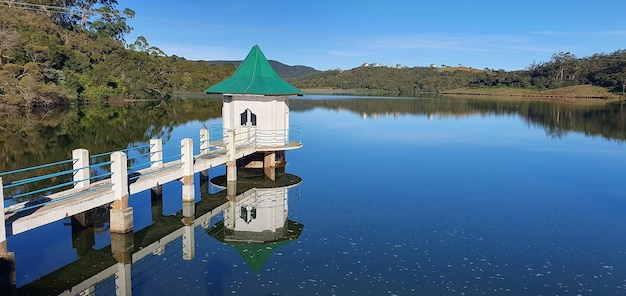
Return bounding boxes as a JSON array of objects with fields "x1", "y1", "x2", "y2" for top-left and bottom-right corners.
[
  {"x1": 0, "y1": 99, "x2": 222, "y2": 176},
  {"x1": 291, "y1": 97, "x2": 626, "y2": 142}
]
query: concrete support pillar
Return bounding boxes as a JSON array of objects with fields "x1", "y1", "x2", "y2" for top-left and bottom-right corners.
[
  {"x1": 182, "y1": 201, "x2": 195, "y2": 261},
  {"x1": 111, "y1": 231, "x2": 133, "y2": 295},
  {"x1": 225, "y1": 129, "x2": 237, "y2": 182},
  {"x1": 110, "y1": 152, "x2": 133, "y2": 234},
  {"x1": 71, "y1": 209, "x2": 95, "y2": 230},
  {"x1": 150, "y1": 184, "x2": 163, "y2": 221},
  {"x1": 182, "y1": 183, "x2": 195, "y2": 203},
  {"x1": 180, "y1": 138, "x2": 194, "y2": 185},
  {"x1": 73, "y1": 148, "x2": 90, "y2": 190},
  {"x1": 264, "y1": 151, "x2": 276, "y2": 181},
  {"x1": 151, "y1": 184, "x2": 162, "y2": 200},
  {"x1": 200, "y1": 126, "x2": 210, "y2": 155},
  {"x1": 150, "y1": 139, "x2": 163, "y2": 168},
  {"x1": 71, "y1": 209, "x2": 96, "y2": 257},
  {"x1": 225, "y1": 181, "x2": 237, "y2": 229},
  {"x1": 110, "y1": 209, "x2": 133, "y2": 234},
  {"x1": 182, "y1": 224, "x2": 195, "y2": 260},
  {"x1": 200, "y1": 170, "x2": 209, "y2": 181},
  {"x1": 182, "y1": 200, "x2": 195, "y2": 222},
  {"x1": 111, "y1": 232, "x2": 134, "y2": 264},
  {"x1": 227, "y1": 161, "x2": 237, "y2": 182},
  {"x1": 199, "y1": 170, "x2": 209, "y2": 194}
]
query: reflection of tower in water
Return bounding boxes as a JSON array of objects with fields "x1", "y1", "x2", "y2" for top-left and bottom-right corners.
[{"x1": 208, "y1": 168, "x2": 303, "y2": 272}]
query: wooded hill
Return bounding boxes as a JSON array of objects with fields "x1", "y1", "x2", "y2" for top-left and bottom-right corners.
[
  {"x1": 0, "y1": 2, "x2": 235, "y2": 111},
  {"x1": 1, "y1": 1, "x2": 625, "y2": 112},
  {"x1": 290, "y1": 50, "x2": 626, "y2": 98},
  {"x1": 207, "y1": 60, "x2": 318, "y2": 79}
]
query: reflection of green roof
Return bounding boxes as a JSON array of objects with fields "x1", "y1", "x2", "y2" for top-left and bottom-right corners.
[
  {"x1": 208, "y1": 220, "x2": 304, "y2": 273},
  {"x1": 230, "y1": 240, "x2": 293, "y2": 273},
  {"x1": 204, "y1": 45, "x2": 303, "y2": 96}
]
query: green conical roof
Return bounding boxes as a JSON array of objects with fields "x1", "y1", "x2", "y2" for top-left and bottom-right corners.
[{"x1": 204, "y1": 45, "x2": 303, "y2": 96}]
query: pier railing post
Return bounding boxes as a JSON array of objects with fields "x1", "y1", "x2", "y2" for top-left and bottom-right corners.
[
  {"x1": 180, "y1": 138, "x2": 194, "y2": 183},
  {"x1": 150, "y1": 139, "x2": 163, "y2": 168},
  {"x1": 225, "y1": 129, "x2": 237, "y2": 182},
  {"x1": 200, "y1": 127, "x2": 210, "y2": 155},
  {"x1": 180, "y1": 138, "x2": 195, "y2": 204},
  {"x1": 199, "y1": 127, "x2": 211, "y2": 183},
  {"x1": 73, "y1": 148, "x2": 90, "y2": 190},
  {"x1": 110, "y1": 152, "x2": 133, "y2": 234},
  {"x1": 111, "y1": 152, "x2": 129, "y2": 203}
]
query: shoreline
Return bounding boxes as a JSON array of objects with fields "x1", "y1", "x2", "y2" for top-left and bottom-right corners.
[{"x1": 301, "y1": 85, "x2": 626, "y2": 104}]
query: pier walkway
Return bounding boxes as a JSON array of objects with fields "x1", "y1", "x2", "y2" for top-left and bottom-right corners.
[{"x1": 0, "y1": 125, "x2": 302, "y2": 238}]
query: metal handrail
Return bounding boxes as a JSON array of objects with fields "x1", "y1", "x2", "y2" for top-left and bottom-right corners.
[
  {"x1": 0, "y1": 158, "x2": 74, "y2": 178},
  {"x1": 1, "y1": 125, "x2": 303, "y2": 208}
]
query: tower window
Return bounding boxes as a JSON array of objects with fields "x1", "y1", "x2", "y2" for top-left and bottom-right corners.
[{"x1": 240, "y1": 108, "x2": 257, "y2": 126}]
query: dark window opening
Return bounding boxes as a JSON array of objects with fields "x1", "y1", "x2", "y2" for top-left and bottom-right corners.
[{"x1": 240, "y1": 108, "x2": 257, "y2": 126}]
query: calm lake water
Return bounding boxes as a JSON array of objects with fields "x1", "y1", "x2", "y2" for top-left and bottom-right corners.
[{"x1": 5, "y1": 95, "x2": 626, "y2": 295}]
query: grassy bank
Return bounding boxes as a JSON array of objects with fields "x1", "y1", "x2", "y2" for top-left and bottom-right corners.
[{"x1": 442, "y1": 85, "x2": 625, "y2": 103}]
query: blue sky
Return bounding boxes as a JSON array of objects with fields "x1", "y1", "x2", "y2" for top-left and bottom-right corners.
[{"x1": 117, "y1": 0, "x2": 626, "y2": 71}]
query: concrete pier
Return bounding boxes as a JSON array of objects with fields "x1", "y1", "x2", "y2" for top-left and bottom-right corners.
[
  {"x1": 264, "y1": 151, "x2": 277, "y2": 181},
  {"x1": 111, "y1": 232, "x2": 133, "y2": 296},
  {"x1": 71, "y1": 209, "x2": 95, "y2": 231},
  {"x1": 71, "y1": 209, "x2": 96, "y2": 257},
  {"x1": 110, "y1": 152, "x2": 133, "y2": 234},
  {"x1": 182, "y1": 201, "x2": 195, "y2": 261},
  {"x1": 226, "y1": 181, "x2": 237, "y2": 229},
  {"x1": 182, "y1": 200, "x2": 195, "y2": 225},
  {"x1": 151, "y1": 184, "x2": 163, "y2": 220}
]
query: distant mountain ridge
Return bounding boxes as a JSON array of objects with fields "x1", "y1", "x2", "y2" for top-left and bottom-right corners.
[{"x1": 206, "y1": 60, "x2": 319, "y2": 79}]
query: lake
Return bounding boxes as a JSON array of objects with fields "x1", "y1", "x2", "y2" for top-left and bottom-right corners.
[{"x1": 4, "y1": 95, "x2": 626, "y2": 295}]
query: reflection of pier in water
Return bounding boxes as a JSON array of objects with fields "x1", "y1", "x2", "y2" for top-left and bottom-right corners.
[{"x1": 14, "y1": 171, "x2": 302, "y2": 295}]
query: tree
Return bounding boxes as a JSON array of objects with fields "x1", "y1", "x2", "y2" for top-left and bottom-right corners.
[
  {"x1": 0, "y1": 27, "x2": 20, "y2": 65},
  {"x1": 89, "y1": 6, "x2": 134, "y2": 41},
  {"x1": 73, "y1": 0, "x2": 119, "y2": 30},
  {"x1": 128, "y1": 36, "x2": 166, "y2": 56}
]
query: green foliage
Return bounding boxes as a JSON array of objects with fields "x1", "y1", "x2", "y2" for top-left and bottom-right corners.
[
  {"x1": 208, "y1": 60, "x2": 317, "y2": 79},
  {"x1": 88, "y1": 6, "x2": 135, "y2": 41},
  {"x1": 293, "y1": 51, "x2": 626, "y2": 96},
  {"x1": 293, "y1": 66, "x2": 478, "y2": 95},
  {"x1": 0, "y1": 98, "x2": 223, "y2": 174},
  {"x1": 3, "y1": 3, "x2": 624, "y2": 110},
  {"x1": 0, "y1": 6, "x2": 235, "y2": 110}
]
